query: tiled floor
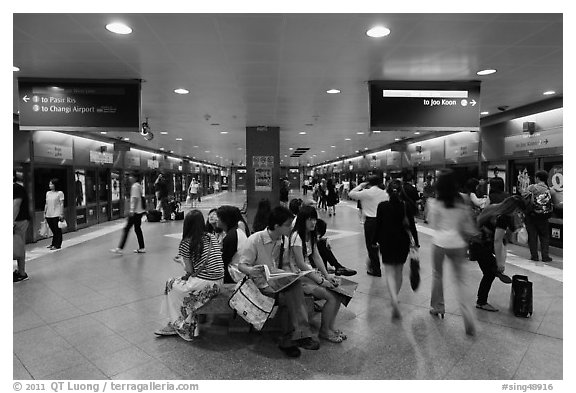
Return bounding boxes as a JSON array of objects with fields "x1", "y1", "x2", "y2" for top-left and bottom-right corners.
[{"x1": 13, "y1": 191, "x2": 563, "y2": 380}]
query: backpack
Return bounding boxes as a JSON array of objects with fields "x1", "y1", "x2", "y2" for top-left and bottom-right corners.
[{"x1": 526, "y1": 185, "x2": 553, "y2": 217}]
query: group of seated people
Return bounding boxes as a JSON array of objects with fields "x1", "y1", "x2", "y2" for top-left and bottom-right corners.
[{"x1": 155, "y1": 199, "x2": 356, "y2": 358}]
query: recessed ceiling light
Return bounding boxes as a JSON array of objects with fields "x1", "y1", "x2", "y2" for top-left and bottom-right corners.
[
  {"x1": 299, "y1": 132, "x2": 307, "y2": 135},
  {"x1": 345, "y1": 138, "x2": 351, "y2": 141},
  {"x1": 123, "y1": 137, "x2": 130, "y2": 141},
  {"x1": 289, "y1": 148, "x2": 293, "y2": 150},
  {"x1": 480, "y1": 111, "x2": 489, "y2": 115},
  {"x1": 395, "y1": 138, "x2": 400, "y2": 141},
  {"x1": 160, "y1": 148, "x2": 165, "y2": 150},
  {"x1": 237, "y1": 147, "x2": 243, "y2": 150},
  {"x1": 13, "y1": 66, "x2": 20, "y2": 72},
  {"x1": 477, "y1": 69, "x2": 497, "y2": 76},
  {"x1": 357, "y1": 132, "x2": 364, "y2": 135},
  {"x1": 313, "y1": 155, "x2": 317, "y2": 157},
  {"x1": 100, "y1": 131, "x2": 107, "y2": 134},
  {"x1": 175, "y1": 138, "x2": 183, "y2": 141},
  {"x1": 355, "y1": 150, "x2": 359, "y2": 153},
  {"x1": 326, "y1": 89, "x2": 341, "y2": 94},
  {"x1": 160, "y1": 131, "x2": 168, "y2": 135},
  {"x1": 105, "y1": 22, "x2": 132, "y2": 35},
  {"x1": 366, "y1": 26, "x2": 391, "y2": 38},
  {"x1": 205, "y1": 151, "x2": 210, "y2": 153},
  {"x1": 284, "y1": 155, "x2": 288, "y2": 157},
  {"x1": 220, "y1": 131, "x2": 228, "y2": 134},
  {"x1": 331, "y1": 145, "x2": 336, "y2": 148},
  {"x1": 321, "y1": 151, "x2": 325, "y2": 153},
  {"x1": 364, "y1": 147, "x2": 368, "y2": 150},
  {"x1": 414, "y1": 132, "x2": 421, "y2": 135},
  {"x1": 169, "y1": 150, "x2": 174, "y2": 153},
  {"x1": 543, "y1": 90, "x2": 556, "y2": 96},
  {"x1": 174, "y1": 88, "x2": 189, "y2": 94}
]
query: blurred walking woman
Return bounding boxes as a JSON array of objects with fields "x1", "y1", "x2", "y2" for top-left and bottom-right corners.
[
  {"x1": 44, "y1": 178, "x2": 65, "y2": 250},
  {"x1": 427, "y1": 169, "x2": 476, "y2": 336},
  {"x1": 376, "y1": 179, "x2": 411, "y2": 319},
  {"x1": 155, "y1": 210, "x2": 224, "y2": 341}
]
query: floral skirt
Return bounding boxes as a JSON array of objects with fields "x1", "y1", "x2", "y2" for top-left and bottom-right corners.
[{"x1": 160, "y1": 276, "x2": 222, "y2": 341}]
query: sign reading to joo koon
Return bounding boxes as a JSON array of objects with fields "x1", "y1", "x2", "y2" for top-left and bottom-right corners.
[{"x1": 18, "y1": 79, "x2": 141, "y2": 132}]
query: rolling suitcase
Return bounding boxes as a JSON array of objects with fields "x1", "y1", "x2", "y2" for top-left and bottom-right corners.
[
  {"x1": 509, "y1": 275, "x2": 533, "y2": 318},
  {"x1": 146, "y1": 210, "x2": 162, "y2": 222}
]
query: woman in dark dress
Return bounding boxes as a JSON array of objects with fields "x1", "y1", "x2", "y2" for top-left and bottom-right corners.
[
  {"x1": 326, "y1": 179, "x2": 339, "y2": 217},
  {"x1": 376, "y1": 179, "x2": 410, "y2": 319}
]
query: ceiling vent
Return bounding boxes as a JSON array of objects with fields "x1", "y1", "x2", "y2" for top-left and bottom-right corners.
[{"x1": 290, "y1": 147, "x2": 310, "y2": 158}]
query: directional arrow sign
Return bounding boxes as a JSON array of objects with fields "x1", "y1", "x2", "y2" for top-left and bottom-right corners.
[
  {"x1": 470, "y1": 99, "x2": 476, "y2": 106},
  {"x1": 22, "y1": 95, "x2": 30, "y2": 103}
]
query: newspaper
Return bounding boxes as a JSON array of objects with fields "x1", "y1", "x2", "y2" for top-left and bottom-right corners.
[{"x1": 252, "y1": 265, "x2": 316, "y2": 293}]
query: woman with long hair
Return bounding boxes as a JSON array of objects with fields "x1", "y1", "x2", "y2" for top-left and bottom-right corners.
[
  {"x1": 471, "y1": 196, "x2": 525, "y2": 312},
  {"x1": 427, "y1": 169, "x2": 476, "y2": 336},
  {"x1": 326, "y1": 178, "x2": 338, "y2": 217},
  {"x1": 155, "y1": 210, "x2": 224, "y2": 341},
  {"x1": 376, "y1": 179, "x2": 411, "y2": 319},
  {"x1": 217, "y1": 205, "x2": 249, "y2": 283},
  {"x1": 289, "y1": 205, "x2": 345, "y2": 343},
  {"x1": 44, "y1": 178, "x2": 65, "y2": 250},
  {"x1": 205, "y1": 208, "x2": 224, "y2": 245},
  {"x1": 252, "y1": 199, "x2": 272, "y2": 233},
  {"x1": 232, "y1": 206, "x2": 250, "y2": 238}
]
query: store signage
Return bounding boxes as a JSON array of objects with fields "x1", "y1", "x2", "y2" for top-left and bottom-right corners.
[
  {"x1": 89, "y1": 151, "x2": 113, "y2": 164},
  {"x1": 504, "y1": 129, "x2": 562, "y2": 155},
  {"x1": 18, "y1": 78, "x2": 140, "y2": 132},
  {"x1": 252, "y1": 155, "x2": 275, "y2": 168},
  {"x1": 445, "y1": 143, "x2": 478, "y2": 160},
  {"x1": 34, "y1": 143, "x2": 73, "y2": 160},
  {"x1": 127, "y1": 155, "x2": 141, "y2": 167},
  {"x1": 369, "y1": 81, "x2": 481, "y2": 130},
  {"x1": 147, "y1": 159, "x2": 159, "y2": 169},
  {"x1": 411, "y1": 151, "x2": 431, "y2": 163}
]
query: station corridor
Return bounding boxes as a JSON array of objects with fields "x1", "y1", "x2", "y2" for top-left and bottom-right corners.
[{"x1": 13, "y1": 191, "x2": 563, "y2": 380}]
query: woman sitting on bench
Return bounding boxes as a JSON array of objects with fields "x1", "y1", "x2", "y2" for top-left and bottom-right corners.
[
  {"x1": 217, "y1": 205, "x2": 248, "y2": 283},
  {"x1": 289, "y1": 205, "x2": 346, "y2": 343},
  {"x1": 155, "y1": 210, "x2": 224, "y2": 341}
]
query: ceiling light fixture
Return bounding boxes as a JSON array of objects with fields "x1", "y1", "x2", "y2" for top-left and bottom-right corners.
[
  {"x1": 100, "y1": 131, "x2": 107, "y2": 134},
  {"x1": 160, "y1": 148, "x2": 165, "y2": 150},
  {"x1": 357, "y1": 132, "x2": 364, "y2": 135},
  {"x1": 175, "y1": 138, "x2": 183, "y2": 141},
  {"x1": 123, "y1": 137, "x2": 130, "y2": 141},
  {"x1": 13, "y1": 66, "x2": 20, "y2": 72},
  {"x1": 414, "y1": 132, "x2": 421, "y2": 135},
  {"x1": 345, "y1": 138, "x2": 351, "y2": 141},
  {"x1": 331, "y1": 145, "x2": 336, "y2": 148},
  {"x1": 299, "y1": 132, "x2": 307, "y2": 135},
  {"x1": 480, "y1": 111, "x2": 489, "y2": 115},
  {"x1": 174, "y1": 88, "x2": 189, "y2": 94},
  {"x1": 543, "y1": 90, "x2": 556, "y2": 96},
  {"x1": 160, "y1": 131, "x2": 168, "y2": 135},
  {"x1": 366, "y1": 26, "x2": 391, "y2": 38},
  {"x1": 326, "y1": 89, "x2": 341, "y2": 94},
  {"x1": 105, "y1": 22, "x2": 132, "y2": 35},
  {"x1": 289, "y1": 148, "x2": 293, "y2": 150},
  {"x1": 477, "y1": 69, "x2": 497, "y2": 76},
  {"x1": 395, "y1": 138, "x2": 400, "y2": 141},
  {"x1": 372, "y1": 130, "x2": 381, "y2": 133},
  {"x1": 220, "y1": 131, "x2": 228, "y2": 134}
]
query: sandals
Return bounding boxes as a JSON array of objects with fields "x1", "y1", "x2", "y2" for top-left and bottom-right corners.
[
  {"x1": 334, "y1": 329, "x2": 347, "y2": 340},
  {"x1": 319, "y1": 331, "x2": 344, "y2": 343}
]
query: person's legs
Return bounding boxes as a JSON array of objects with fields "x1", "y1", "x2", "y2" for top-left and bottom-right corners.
[
  {"x1": 318, "y1": 240, "x2": 343, "y2": 269},
  {"x1": 46, "y1": 217, "x2": 61, "y2": 247},
  {"x1": 133, "y1": 213, "x2": 145, "y2": 249},
  {"x1": 445, "y1": 247, "x2": 476, "y2": 335},
  {"x1": 14, "y1": 220, "x2": 28, "y2": 276},
  {"x1": 536, "y1": 217, "x2": 551, "y2": 260},
  {"x1": 475, "y1": 245, "x2": 497, "y2": 306},
  {"x1": 155, "y1": 191, "x2": 162, "y2": 211},
  {"x1": 118, "y1": 215, "x2": 135, "y2": 249},
  {"x1": 430, "y1": 244, "x2": 445, "y2": 313},
  {"x1": 364, "y1": 218, "x2": 381, "y2": 275},
  {"x1": 302, "y1": 279, "x2": 341, "y2": 336},
  {"x1": 524, "y1": 215, "x2": 540, "y2": 260},
  {"x1": 276, "y1": 280, "x2": 313, "y2": 348},
  {"x1": 384, "y1": 263, "x2": 401, "y2": 318},
  {"x1": 395, "y1": 264, "x2": 404, "y2": 295}
]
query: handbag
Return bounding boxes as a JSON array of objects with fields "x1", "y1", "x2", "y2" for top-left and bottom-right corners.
[
  {"x1": 516, "y1": 225, "x2": 529, "y2": 245},
  {"x1": 58, "y1": 219, "x2": 68, "y2": 229},
  {"x1": 409, "y1": 244, "x2": 420, "y2": 291},
  {"x1": 228, "y1": 276, "x2": 275, "y2": 330},
  {"x1": 38, "y1": 220, "x2": 52, "y2": 238}
]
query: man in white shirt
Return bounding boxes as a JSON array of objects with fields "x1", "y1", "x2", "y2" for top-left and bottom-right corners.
[
  {"x1": 348, "y1": 175, "x2": 389, "y2": 277},
  {"x1": 111, "y1": 173, "x2": 146, "y2": 254}
]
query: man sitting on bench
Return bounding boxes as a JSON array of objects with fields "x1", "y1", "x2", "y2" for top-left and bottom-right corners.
[{"x1": 238, "y1": 206, "x2": 320, "y2": 358}]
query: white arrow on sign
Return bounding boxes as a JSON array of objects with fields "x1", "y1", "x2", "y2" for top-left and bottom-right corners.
[
  {"x1": 470, "y1": 99, "x2": 477, "y2": 106},
  {"x1": 22, "y1": 95, "x2": 30, "y2": 103}
]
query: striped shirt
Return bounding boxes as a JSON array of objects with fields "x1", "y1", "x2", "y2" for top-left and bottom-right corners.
[{"x1": 178, "y1": 233, "x2": 224, "y2": 281}]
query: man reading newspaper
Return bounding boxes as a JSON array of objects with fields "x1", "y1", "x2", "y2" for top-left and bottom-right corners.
[{"x1": 238, "y1": 206, "x2": 320, "y2": 358}]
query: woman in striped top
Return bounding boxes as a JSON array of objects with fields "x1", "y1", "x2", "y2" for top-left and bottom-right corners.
[{"x1": 155, "y1": 210, "x2": 224, "y2": 341}]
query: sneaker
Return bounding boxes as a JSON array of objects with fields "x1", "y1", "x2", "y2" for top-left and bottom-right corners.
[
  {"x1": 335, "y1": 267, "x2": 357, "y2": 276},
  {"x1": 154, "y1": 324, "x2": 177, "y2": 336},
  {"x1": 279, "y1": 345, "x2": 301, "y2": 358},
  {"x1": 110, "y1": 248, "x2": 123, "y2": 254},
  {"x1": 134, "y1": 248, "x2": 146, "y2": 254},
  {"x1": 542, "y1": 257, "x2": 553, "y2": 262},
  {"x1": 14, "y1": 272, "x2": 29, "y2": 283},
  {"x1": 367, "y1": 270, "x2": 382, "y2": 277},
  {"x1": 476, "y1": 303, "x2": 499, "y2": 312},
  {"x1": 296, "y1": 337, "x2": 320, "y2": 350},
  {"x1": 496, "y1": 272, "x2": 512, "y2": 284}
]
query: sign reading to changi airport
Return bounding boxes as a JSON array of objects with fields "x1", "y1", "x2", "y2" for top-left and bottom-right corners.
[
  {"x1": 369, "y1": 81, "x2": 481, "y2": 131},
  {"x1": 18, "y1": 79, "x2": 141, "y2": 132}
]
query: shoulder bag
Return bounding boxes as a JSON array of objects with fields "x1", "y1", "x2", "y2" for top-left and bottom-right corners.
[{"x1": 228, "y1": 276, "x2": 275, "y2": 330}]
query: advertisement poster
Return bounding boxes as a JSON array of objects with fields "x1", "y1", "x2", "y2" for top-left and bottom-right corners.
[
  {"x1": 255, "y1": 168, "x2": 272, "y2": 191},
  {"x1": 74, "y1": 170, "x2": 86, "y2": 207},
  {"x1": 111, "y1": 171, "x2": 120, "y2": 201},
  {"x1": 547, "y1": 164, "x2": 563, "y2": 217},
  {"x1": 512, "y1": 163, "x2": 534, "y2": 195}
]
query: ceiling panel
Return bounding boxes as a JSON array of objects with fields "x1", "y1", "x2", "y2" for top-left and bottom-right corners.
[{"x1": 13, "y1": 13, "x2": 562, "y2": 166}]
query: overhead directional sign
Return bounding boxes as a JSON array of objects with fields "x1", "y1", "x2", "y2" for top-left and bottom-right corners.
[
  {"x1": 369, "y1": 81, "x2": 481, "y2": 131},
  {"x1": 18, "y1": 78, "x2": 141, "y2": 132}
]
